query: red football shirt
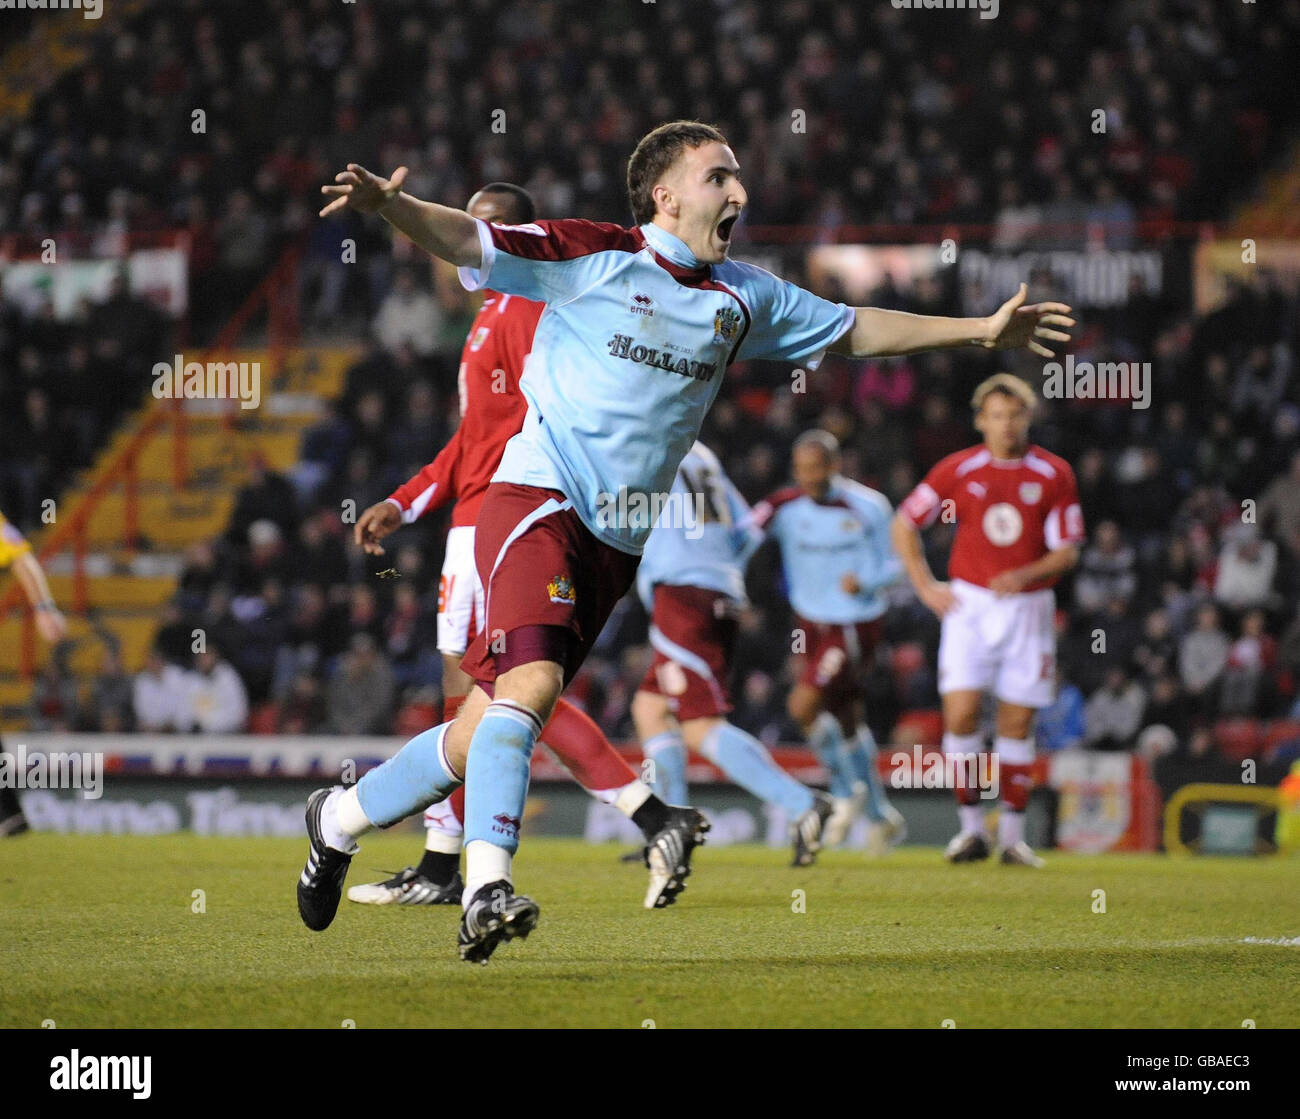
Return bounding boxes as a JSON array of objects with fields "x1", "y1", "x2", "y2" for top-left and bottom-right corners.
[
  {"x1": 899, "y1": 444, "x2": 1085, "y2": 590},
  {"x1": 387, "y1": 291, "x2": 543, "y2": 527}
]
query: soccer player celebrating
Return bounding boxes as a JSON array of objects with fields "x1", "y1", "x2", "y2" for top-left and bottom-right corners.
[
  {"x1": 631, "y1": 441, "x2": 835, "y2": 867},
  {"x1": 0, "y1": 508, "x2": 68, "y2": 835},
  {"x1": 302, "y1": 120, "x2": 1074, "y2": 963},
  {"x1": 891, "y1": 375, "x2": 1085, "y2": 867},
  {"x1": 346, "y1": 183, "x2": 691, "y2": 910},
  {"x1": 750, "y1": 431, "x2": 906, "y2": 854}
]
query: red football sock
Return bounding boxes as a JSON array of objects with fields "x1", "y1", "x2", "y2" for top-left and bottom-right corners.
[
  {"x1": 441, "y1": 692, "x2": 467, "y2": 723},
  {"x1": 541, "y1": 697, "x2": 638, "y2": 794},
  {"x1": 999, "y1": 762, "x2": 1033, "y2": 813}
]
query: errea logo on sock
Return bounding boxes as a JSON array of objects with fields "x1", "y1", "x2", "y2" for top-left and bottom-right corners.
[{"x1": 50, "y1": 1050, "x2": 151, "y2": 1099}]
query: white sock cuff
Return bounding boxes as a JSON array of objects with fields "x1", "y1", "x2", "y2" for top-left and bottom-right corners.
[
  {"x1": 612, "y1": 779, "x2": 653, "y2": 816},
  {"x1": 332, "y1": 785, "x2": 373, "y2": 844},
  {"x1": 484, "y1": 699, "x2": 544, "y2": 738},
  {"x1": 993, "y1": 735, "x2": 1034, "y2": 765},
  {"x1": 433, "y1": 722, "x2": 464, "y2": 784},
  {"x1": 943, "y1": 731, "x2": 983, "y2": 756}
]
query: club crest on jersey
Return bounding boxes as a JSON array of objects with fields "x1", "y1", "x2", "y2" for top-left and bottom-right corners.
[
  {"x1": 547, "y1": 575, "x2": 576, "y2": 605},
  {"x1": 469, "y1": 325, "x2": 490, "y2": 351},
  {"x1": 1019, "y1": 482, "x2": 1043, "y2": 505},
  {"x1": 983, "y1": 503, "x2": 1024, "y2": 546},
  {"x1": 712, "y1": 306, "x2": 742, "y2": 346}
]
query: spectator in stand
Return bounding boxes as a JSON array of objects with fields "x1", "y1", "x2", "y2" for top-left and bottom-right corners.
[
  {"x1": 1220, "y1": 609, "x2": 1277, "y2": 717},
  {"x1": 1140, "y1": 675, "x2": 1191, "y2": 748},
  {"x1": 278, "y1": 672, "x2": 327, "y2": 735},
  {"x1": 1038, "y1": 665, "x2": 1085, "y2": 751},
  {"x1": 372, "y1": 265, "x2": 441, "y2": 358},
  {"x1": 133, "y1": 647, "x2": 187, "y2": 732},
  {"x1": 85, "y1": 647, "x2": 134, "y2": 732},
  {"x1": 1074, "y1": 521, "x2": 1138, "y2": 614},
  {"x1": 326, "y1": 633, "x2": 394, "y2": 735},
  {"x1": 1084, "y1": 667, "x2": 1147, "y2": 751},
  {"x1": 1259, "y1": 449, "x2": 1300, "y2": 562},
  {"x1": 1132, "y1": 607, "x2": 1177, "y2": 684},
  {"x1": 1179, "y1": 603, "x2": 1230, "y2": 717},
  {"x1": 27, "y1": 654, "x2": 81, "y2": 732},
  {"x1": 1214, "y1": 525, "x2": 1278, "y2": 612},
  {"x1": 179, "y1": 648, "x2": 249, "y2": 734},
  {"x1": 226, "y1": 457, "x2": 300, "y2": 548}
]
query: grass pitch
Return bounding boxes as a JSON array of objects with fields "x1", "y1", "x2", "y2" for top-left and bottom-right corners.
[{"x1": 2, "y1": 835, "x2": 1297, "y2": 1028}]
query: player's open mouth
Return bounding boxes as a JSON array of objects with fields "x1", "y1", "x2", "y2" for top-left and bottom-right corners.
[{"x1": 717, "y1": 215, "x2": 738, "y2": 242}]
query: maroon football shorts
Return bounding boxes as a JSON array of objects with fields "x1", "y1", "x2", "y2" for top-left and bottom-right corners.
[
  {"x1": 460, "y1": 482, "x2": 640, "y2": 688},
  {"x1": 636, "y1": 584, "x2": 737, "y2": 722},
  {"x1": 793, "y1": 615, "x2": 884, "y2": 707}
]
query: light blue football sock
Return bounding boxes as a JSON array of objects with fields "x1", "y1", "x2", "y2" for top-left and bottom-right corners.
[
  {"x1": 845, "y1": 725, "x2": 891, "y2": 823},
  {"x1": 356, "y1": 721, "x2": 462, "y2": 827},
  {"x1": 700, "y1": 722, "x2": 815, "y2": 819},
  {"x1": 641, "y1": 731, "x2": 688, "y2": 805},
  {"x1": 463, "y1": 700, "x2": 543, "y2": 856},
  {"x1": 807, "y1": 711, "x2": 855, "y2": 799}
]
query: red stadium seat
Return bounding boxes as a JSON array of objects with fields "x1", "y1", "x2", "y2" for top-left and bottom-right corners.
[
  {"x1": 1263, "y1": 719, "x2": 1300, "y2": 752},
  {"x1": 394, "y1": 702, "x2": 438, "y2": 737},
  {"x1": 248, "y1": 703, "x2": 280, "y2": 735},
  {"x1": 893, "y1": 709, "x2": 944, "y2": 747},
  {"x1": 1213, "y1": 718, "x2": 1264, "y2": 762}
]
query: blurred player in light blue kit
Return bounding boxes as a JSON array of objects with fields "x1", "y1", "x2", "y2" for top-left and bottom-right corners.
[
  {"x1": 751, "y1": 430, "x2": 906, "y2": 853},
  {"x1": 632, "y1": 442, "x2": 835, "y2": 866}
]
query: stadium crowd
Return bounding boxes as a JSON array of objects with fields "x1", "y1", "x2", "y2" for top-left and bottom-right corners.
[{"x1": 3, "y1": 0, "x2": 1300, "y2": 774}]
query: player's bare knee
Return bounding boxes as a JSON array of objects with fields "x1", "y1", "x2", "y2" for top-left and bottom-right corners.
[
  {"x1": 631, "y1": 689, "x2": 671, "y2": 740},
  {"x1": 681, "y1": 715, "x2": 723, "y2": 755},
  {"x1": 997, "y1": 705, "x2": 1035, "y2": 741},
  {"x1": 494, "y1": 660, "x2": 563, "y2": 723},
  {"x1": 787, "y1": 686, "x2": 820, "y2": 730}
]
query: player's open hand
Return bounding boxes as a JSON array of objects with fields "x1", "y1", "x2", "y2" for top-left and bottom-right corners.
[
  {"x1": 989, "y1": 568, "x2": 1030, "y2": 596},
  {"x1": 319, "y1": 164, "x2": 408, "y2": 218},
  {"x1": 919, "y1": 580, "x2": 958, "y2": 618},
  {"x1": 983, "y1": 283, "x2": 1075, "y2": 359},
  {"x1": 355, "y1": 500, "x2": 402, "y2": 555}
]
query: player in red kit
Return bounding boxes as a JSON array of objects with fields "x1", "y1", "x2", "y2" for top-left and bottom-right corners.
[
  {"x1": 891, "y1": 374, "x2": 1085, "y2": 866},
  {"x1": 348, "y1": 184, "x2": 694, "y2": 910}
]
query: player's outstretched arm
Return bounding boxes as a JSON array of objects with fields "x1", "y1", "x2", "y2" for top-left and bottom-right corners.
[
  {"x1": 319, "y1": 164, "x2": 482, "y2": 267},
  {"x1": 829, "y1": 283, "x2": 1074, "y2": 359},
  {"x1": 13, "y1": 551, "x2": 67, "y2": 644}
]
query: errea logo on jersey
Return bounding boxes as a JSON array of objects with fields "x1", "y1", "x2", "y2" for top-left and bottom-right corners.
[{"x1": 630, "y1": 292, "x2": 655, "y2": 316}]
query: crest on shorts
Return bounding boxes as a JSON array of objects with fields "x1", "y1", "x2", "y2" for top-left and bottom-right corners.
[
  {"x1": 712, "y1": 306, "x2": 742, "y2": 346},
  {"x1": 547, "y1": 575, "x2": 576, "y2": 605},
  {"x1": 1019, "y1": 481, "x2": 1043, "y2": 505}
]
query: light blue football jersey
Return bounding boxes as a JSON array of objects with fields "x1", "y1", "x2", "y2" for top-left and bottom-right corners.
[
  {"x1": 458, "y1": 218, "x2": 854, "y2": 554},
  {"x1": 751, "y1": 476, "x2": 901, "y2": 624},
  {"x1": 636, "y1": 442, "x2": 762, "y2": 610}
]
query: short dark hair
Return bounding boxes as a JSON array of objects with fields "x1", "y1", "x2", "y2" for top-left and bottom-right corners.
[
  {"x1": 474, "y1": 182, "x2": 536, "y2": 224},
  {"x1": 626, "y1": 120, "x2": 730, "y2": 226}
]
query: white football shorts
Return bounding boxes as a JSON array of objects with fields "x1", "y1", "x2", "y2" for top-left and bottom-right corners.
[{"x1": 938, "y1": 578, "x2": 1056, "y2": 708}]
